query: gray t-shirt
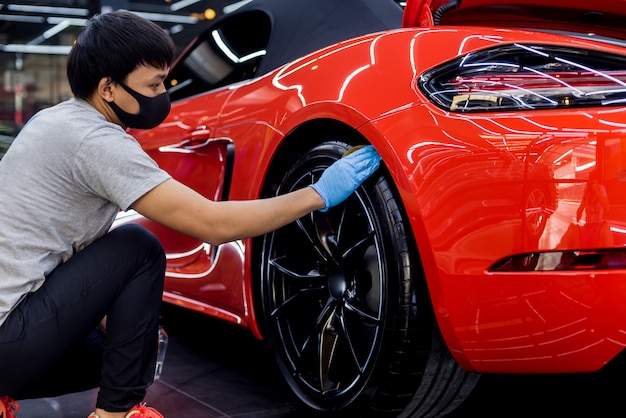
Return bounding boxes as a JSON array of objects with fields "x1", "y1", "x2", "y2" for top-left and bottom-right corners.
[{"x1": 0, "y1": 98, "x2": 171, "y2": 326}]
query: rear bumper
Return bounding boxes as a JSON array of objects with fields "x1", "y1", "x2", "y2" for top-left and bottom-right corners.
[{"x1": 436, "y1": 266, "x2": 626, "y2": 373}]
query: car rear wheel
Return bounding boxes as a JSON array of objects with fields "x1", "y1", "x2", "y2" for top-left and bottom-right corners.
[
  {"x1": 259, "y1": 141, "x2": 479, "y2": 418},
  {"x1": 524, "y1": 186, "x2": 550, "y2": 239}
]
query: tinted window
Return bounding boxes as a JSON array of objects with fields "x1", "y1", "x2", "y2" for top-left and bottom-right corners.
[
  {"x1": 167, "y1": 10, "x2": 271, "y2": 102},
  {"x1": 419, "y1": 44, "x2": 626, "y2": 112}
]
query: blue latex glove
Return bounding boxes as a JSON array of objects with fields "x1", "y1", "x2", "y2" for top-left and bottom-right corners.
[{"x1": 309, "y1": 145, "x2": 381, "y2": 212}]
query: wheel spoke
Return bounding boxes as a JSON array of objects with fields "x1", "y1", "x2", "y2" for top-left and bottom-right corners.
[
  {"x1": 268, "y1": 255, "x2": 326, "y2": 318},
  {"x1": 314, "y1": 304, "x2": 341, "y2": 393},
  {"x1": 269, "y1": 255, "x2": 324, "y2": 279},
  {"x1": 341, "y1": 231, "x2": 375, "y2": 263},
  {"x1": 312, "y1": 211, "x2": 342, "y2": 260},
  {"x1": 268, "y1": 285, "x2": 325, "y2": 318},
  {"x1": 337, "y1": 306, "x2": 366, "y2": 373},
  {"x1": 296, "y1": 215, "x2": 331, "y2": 262},
  {"x1": 344, "y1": 299, "x2": 381, "y2": 323},
  {"x1": 296, "y1": 296, "x2": 335, "y2": 353}
]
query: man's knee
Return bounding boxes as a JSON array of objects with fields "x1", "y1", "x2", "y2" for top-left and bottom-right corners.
[{"x1": 112, "y1": 224, "x2": 164, "y2": 255}]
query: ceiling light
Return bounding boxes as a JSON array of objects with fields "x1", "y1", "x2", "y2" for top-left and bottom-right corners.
[
  {"x1": 47, "y1": 17, "x2": 87, "y2": 26},
  {"x1": 7, "y1": 4, "x2": 88, "y2": 16},
  {"x1": 1, "y1": 44, "x2": 72, "y2": 54},
  {"x1": 42, "y1": 20, "x2": 71, "y2": 39},
  {"x1": 0, "y1": 14, "x2": 44, "y2": 23},
  {"x1": 170, "y1": 0, "x2": 201, "y2": 12},
  {"x1": 223, "y1": 0, "x2": 253, "y2": 14}
]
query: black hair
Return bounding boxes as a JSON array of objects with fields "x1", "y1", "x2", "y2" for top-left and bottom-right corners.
[{"x1": 67, "y1": 10, "x2": 176, "y2": 99}]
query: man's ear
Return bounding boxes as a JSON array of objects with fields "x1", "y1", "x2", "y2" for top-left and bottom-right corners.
[{"x1": 97, "y1": 77, "x2": 115, "y2": 102}]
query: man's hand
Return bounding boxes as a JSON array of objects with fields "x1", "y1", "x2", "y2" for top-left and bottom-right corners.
[
  {"x1": 309, "y1": 145, "x2": 381, "y2": 212},
  {"x1": 97, "y1": 316, "x2": 107, "y2": 334}
]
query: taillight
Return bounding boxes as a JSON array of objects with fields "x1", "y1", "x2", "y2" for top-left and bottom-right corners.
[{"x1": 419, "y1": 43, "x2": 626, "y2": 112}]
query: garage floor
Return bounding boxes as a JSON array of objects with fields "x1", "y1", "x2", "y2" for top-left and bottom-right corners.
[{"x1": 15, "y1": 304, "x2": 626, "y2": 418}]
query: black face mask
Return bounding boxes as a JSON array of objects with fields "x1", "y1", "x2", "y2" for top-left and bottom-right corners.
[{"x1": 107, "y1": 80, "x2": 171, "y2": 129}]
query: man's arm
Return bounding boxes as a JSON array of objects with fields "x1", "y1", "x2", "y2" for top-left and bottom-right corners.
[
  {"x1": 132, "y1": 145, "x2": 381, "y2": 246},
  {"x1": 132, "y1": 178, "x2": 324, "y2": 246}
]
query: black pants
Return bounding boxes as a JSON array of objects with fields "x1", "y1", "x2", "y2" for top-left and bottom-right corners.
[{"x1": 0, "y1": 224, "x2": 166, "y2": 412}]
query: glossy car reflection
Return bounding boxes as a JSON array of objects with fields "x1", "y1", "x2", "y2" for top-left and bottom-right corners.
[{"x1": 116, "y1": 0, "x2": 626, "y2": 417}]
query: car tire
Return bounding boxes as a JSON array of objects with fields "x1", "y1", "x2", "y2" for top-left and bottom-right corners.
[{"x1": 259, "y1": 141, "x2": 480, "y2": 418}]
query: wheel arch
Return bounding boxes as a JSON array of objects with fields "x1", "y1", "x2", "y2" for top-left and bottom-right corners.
[
  {"x1": 249, "y1": 117, "x2": 436, "y2": 348},
  {"x1": 246, "y1": 116, "x2": 470, "y2": 374}
]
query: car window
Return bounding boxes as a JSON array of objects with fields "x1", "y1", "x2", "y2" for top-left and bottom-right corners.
[
  {"x1": 167, "y1": 10, "x2": 271, "y2": 102},
  {"x1": 419, "y1": 44, "x2": 626, "y2": 112},
  {"x1": 0, "y1": 136, "x2": 13, "y2": 161}
]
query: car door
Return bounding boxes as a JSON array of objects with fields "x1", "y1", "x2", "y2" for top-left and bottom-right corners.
[
  {"x1": 124, "y1": 90, "x2": 233, "y2": 263},
  {"x1": 116, "y1": 10, "x2": 271, "y2": 315}
]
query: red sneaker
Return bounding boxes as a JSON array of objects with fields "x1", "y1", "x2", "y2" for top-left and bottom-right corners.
[
  {"x1": 0, "y1": 396, "x2": 19, "y2": 418},
  {"x1": 125, "y1": 403, "x2": 164, "y2": 418},
  {"x1": 87, "y1": 403, "x2": 164, "y2": 418}
]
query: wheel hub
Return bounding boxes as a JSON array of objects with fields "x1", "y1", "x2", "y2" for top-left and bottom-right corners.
[{"x1": 328, "y1": 268, "x2": 353, "y2": 300}]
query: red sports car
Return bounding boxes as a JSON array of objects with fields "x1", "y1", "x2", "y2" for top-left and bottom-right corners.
[{"x1": 115, "y1": 0, "x2": 626, "y2": 416}]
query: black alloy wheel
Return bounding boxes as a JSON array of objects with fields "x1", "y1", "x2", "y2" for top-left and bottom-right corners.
[
  {"x1": 259, "y1": 141, "x2": 480, "y2": 418},
  {"x1": 524, "y1": 186, "x2": 551, "y2": 239}
]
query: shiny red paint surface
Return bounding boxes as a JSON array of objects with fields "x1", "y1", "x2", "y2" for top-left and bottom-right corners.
[
  {"x1": 403, "y1": 0, "x2": 626, "y2": 39},
  {"x1": 371, "y1": 100, "x2": 626, "y2": 371},
  {"x1": 128, "y1": 23, "x2": 626, "y2": 373}
]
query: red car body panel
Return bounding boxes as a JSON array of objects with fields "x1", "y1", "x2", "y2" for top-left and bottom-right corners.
[
  {"x1": 403, "y1": 0, "x2": 626, "y2": 39},
  {"x1": 122, "y1": 1, "x2": 626, "y2": 375},
  {"x1": 397, "y1": 0, "x2": 626, "y2": 373}
]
